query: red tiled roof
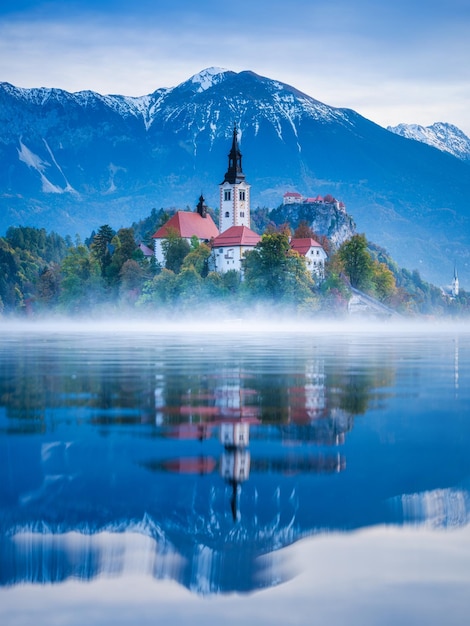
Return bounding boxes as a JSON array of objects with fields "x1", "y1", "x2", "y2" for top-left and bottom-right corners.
[
  {"x1": 284, "y1": 191, "x2": 302, "y2": 197},
  {"x1": 212, "y1": 225, "x2": 261, "y2": 247},
  {"x1": 290, "y1": 237, "x2": 323, "y2": 256},
  {"x1": 152, "y1": 211, "x2": 219, "y2": 240}
]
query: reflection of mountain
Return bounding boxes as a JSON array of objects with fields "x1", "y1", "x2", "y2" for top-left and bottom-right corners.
[
  {"x1": 1, "y1": 431, "x2": 470, "y2": 593},
  {"x1": 390, "y1": 489, "x2": 470, "y2": 528},
  {"x1": 3, "y1": 485, "x2": 470, "y2": 591}
]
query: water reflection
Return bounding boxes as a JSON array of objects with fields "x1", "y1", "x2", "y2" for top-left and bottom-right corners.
[{"x1": 0, "y1": 330, "x2": 469, "y2": 596}]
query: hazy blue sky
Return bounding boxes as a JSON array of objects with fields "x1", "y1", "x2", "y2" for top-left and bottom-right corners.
[{"x1": 1, "y1": 0, "x2": 469, "y2": 133}]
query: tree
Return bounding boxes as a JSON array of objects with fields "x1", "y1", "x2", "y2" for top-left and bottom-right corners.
[
  {"x1": 243, "y1": 231, "x2": 315, "y2": 306},
  {"x1": 0, "y1": 239, "x2": 20, "y2": 310},
  {"x1": 59, "y1": 245, "x2": 102, "y2": 312},
  {"x1": 181, "y1": 243, "x2": 211, "y2": 277},
  {"x1": 372, "y1": 261, "x2": 396, "y2": 302},
  {"x1": 338, "y1": 234, "x2": 373, "y2": 290},
  {"x1": 91, "y1": 224, "x2": 115, "y2": 278},
  {"x1": 161, "y1": 229, "x2": 191, "y2": 273},
  {"x1": 138, "y1": 269, "x2": 178, "y2": 308},
  {"x1": 108, "y1": 228, "x2": 138, "y2": 286},
  {"x1": 119, "y1": 259, "x2": 146, "y2": 304},
  {"x1": 293, "y1": 221, "x2": 316, "y2": 239},
  {"x1": 37, "y1": 264, "x2": 61, "y2": 307}
]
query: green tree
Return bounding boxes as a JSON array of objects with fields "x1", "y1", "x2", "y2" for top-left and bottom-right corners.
[
  {"x1": 338, "y1": 234, "x2": 374, "y2": 290},
  {"x1": 91, "y1": 224, "x2": 115, "y2": 279},
  {"x1": 161, "y1": 229, "x2": 191, "y2": 273},
  {"x1": 181, "y1": 243, "x2": 211, "y2": 277},
  {"x1": 372, "y1": 261, "x2": 397, "y2": 302},
  {"x1": 243, "y1": 231, "x2": 315, "y2": 306},
  {"x1": 59, "y1": 245, "x2": 102, "y2": 312},
  {"x1": 0, "y1": 239, "x2": 19, "y2": 309},
  {"x1": 138, "y1": 269, "x2": 178, "y2": 308},
  {"x1": 119, "y1": 259, "x2": 146, "y2": 304},
  {"x1": 37, "y1": 264, "x2": 61, "y2": 307},
  {"x1": 107, "y1": 228, "x2": 139, "y2": 286}
]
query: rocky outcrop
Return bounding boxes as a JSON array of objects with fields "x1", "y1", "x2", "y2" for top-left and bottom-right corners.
[{"x1": 270, "y1": 200, "x2": 356, "y2": 249}]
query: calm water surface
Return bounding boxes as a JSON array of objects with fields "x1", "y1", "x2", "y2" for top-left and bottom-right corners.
[{"x1": 0, "y1": 321, "x2": 469, "y2": 625}]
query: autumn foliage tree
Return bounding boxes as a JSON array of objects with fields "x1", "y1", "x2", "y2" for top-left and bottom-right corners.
[{"x1": 243, "y1": 231, "x2": 316, "y2": 306}]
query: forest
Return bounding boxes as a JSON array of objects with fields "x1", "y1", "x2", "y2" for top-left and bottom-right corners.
[{"x1": 0, "y1": 207, "x2": 468, "y2": 318}]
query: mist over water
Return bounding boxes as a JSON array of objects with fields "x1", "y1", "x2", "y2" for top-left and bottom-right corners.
[{"x1": 1, "y1": 311, "x2": 468, "y2": 337}]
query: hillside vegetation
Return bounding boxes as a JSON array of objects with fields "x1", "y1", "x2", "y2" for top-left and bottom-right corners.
[{"x1": 1, "y1": 213, "x2": 468, "y2": 318}]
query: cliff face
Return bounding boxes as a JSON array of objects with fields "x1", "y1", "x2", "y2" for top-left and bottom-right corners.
[{"x1": 270, "y1": 200, "x2": 356, "y2": 248}]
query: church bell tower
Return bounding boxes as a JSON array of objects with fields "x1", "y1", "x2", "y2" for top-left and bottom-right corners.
[{"x1": 219, "y1": 125, "x2": 251, "y2": 232}]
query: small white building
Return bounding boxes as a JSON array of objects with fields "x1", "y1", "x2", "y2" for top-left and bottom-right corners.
[
  {"x1": 211, "y1": 225, "x2": 261, "y2": 274},
  {"x1": 290, "y1": 237, "x2": 328, "y2": 280},
  {"x1": 283, "y1": 191, "x2": 303, "y2": 205}
]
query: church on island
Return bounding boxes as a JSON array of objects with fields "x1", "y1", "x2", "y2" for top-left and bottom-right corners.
[{"x1": 152, "y1": 126, "x2": 327, "y2": 278}]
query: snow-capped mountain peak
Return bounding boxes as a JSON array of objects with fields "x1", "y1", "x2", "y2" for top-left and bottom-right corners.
[
  {"x1": 387, "y1": 121, "x2": 470, "y2": 162},
  {"x1": 181, "y1": 67, "x2": 232, "y2": 93}
]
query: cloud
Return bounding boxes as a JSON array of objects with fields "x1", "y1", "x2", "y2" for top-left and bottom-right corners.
[{"x1": 0, "y1": 2, "x2": 469, "y2": 134}]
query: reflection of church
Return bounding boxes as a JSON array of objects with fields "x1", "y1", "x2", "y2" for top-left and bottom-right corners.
[{"x1": 5, "y1": 340, "x2": 469, "y2": 596}]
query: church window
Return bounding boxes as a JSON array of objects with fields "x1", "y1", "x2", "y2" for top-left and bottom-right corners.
[
  {"x1": 225, "y1": 211, "x2": 230, "y2": 218},
  {"x1": 240, "y1": 211, "x2": 245, "y2": 217},
  {"x1": 224, "y1": 190, "x2": 231, "y2": 201},
  {"x1": 239, "y1": 190, "x2": 245, "y2": 201}
]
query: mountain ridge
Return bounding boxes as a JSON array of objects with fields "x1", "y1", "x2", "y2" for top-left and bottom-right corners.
[
  {"x1": 1, "y1": 68, "x2": 469, "y2": 287},
  {"x1": 387, "y1": 121, "x2": 470, "y2": 162}
]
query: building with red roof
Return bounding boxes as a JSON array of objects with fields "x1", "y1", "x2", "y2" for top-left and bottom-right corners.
[
  {"x1": 152, "y1": 195, "x2": 219, "y2": 266},
  {"x1": 290, "y1": 237, "x2": 327, "y2": 279},
  {"x1": 211, "y1": 225, "x2": 261, "y2": 273},
  {"x1": 283, "y1": 191, "x2": 303, "y2": 204}
]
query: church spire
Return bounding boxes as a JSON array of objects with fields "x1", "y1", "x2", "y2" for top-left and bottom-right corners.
[
  {"x1": 452, "y1": 263, "x2": 459, "y2": 297},
  {"x1": 196, "y1": 193, "x2": 207, "y2": 218},
  {"x1": 219, "y1": 124, "x2": 251, "y2": 232},
  {"x1": 224, "y1": 124, "x2": 245, "y2": 184}
]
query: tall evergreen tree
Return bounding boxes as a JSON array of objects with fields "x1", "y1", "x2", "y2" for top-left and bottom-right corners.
[{"x1": 91, "y1": 225, "x2": 115, "y2": 278}]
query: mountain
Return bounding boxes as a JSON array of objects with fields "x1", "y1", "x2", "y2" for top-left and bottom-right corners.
[
  {"x1": 1, "y1": 67, "x2": 469, "y2": 287},
  {"x1": 387, "y1": 122, "x2": 470, "y2": 162}
]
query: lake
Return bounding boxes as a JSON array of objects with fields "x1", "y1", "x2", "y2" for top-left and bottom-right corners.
[{"x1": 0, "y1": 318, "x2": 469, "y2": 625}]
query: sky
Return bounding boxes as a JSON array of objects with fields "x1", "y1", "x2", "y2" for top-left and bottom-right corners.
[{"x1": 1, "y1": 0, "x2": 469, "y2": 135}]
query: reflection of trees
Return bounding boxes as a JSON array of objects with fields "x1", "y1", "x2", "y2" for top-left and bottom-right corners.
[
  {"x1": 0, "y1": 338, "x2": 395, "y2": 438},
  {"x1": 0, "y1": 341, "x2": 156, "y2": 429},
  {"x1": 326, "y1": 358, "x2": 395, "y2": 416},
  {"x1": 154, "y1": 345, "x2": 396, "y2": 445}
]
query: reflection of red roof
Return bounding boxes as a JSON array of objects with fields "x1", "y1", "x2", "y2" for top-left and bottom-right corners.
[
  {"x1": 152, "y1": 211, "x2": 219, "y2": 240},
  {"x1": 290, "y1": 238, "x2": 323, "y2": 256},
  {"x1": 212, "y1": 226, "x2": 261, "y2": 248},
  {"x1": 163, "y1": 457, "x2": 217, "y2": 474},
  {"x1": 164, "y1": 424, "x2": 213, "y2": 440}
]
